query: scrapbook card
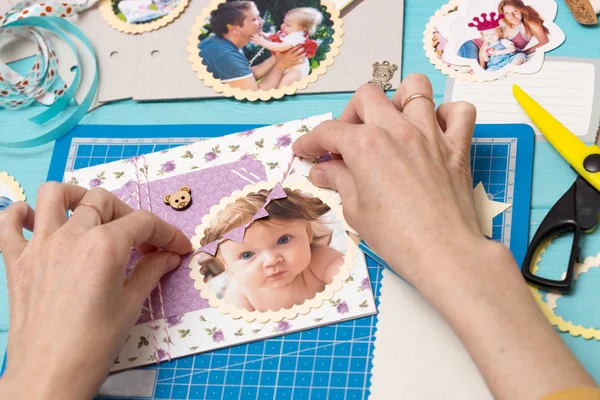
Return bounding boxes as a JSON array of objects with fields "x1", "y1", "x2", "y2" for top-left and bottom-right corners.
[
  {"x1": 424, "y1": 0, "x2": 565, "y2": 82},
  {"x1": 63, "y1": 114, "x2": 377, "y2": 372}
]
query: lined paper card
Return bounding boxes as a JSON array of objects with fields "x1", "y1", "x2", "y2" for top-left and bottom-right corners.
[{"x1": 446, "y1": 61, "x2": 597, "y2": 141}]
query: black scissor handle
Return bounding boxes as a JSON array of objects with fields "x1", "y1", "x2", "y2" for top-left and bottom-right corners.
[
  {"x1": 522, "y1": 220, "x2": 581, "y2": 291},
  {"x1": 522, "y1": 181, "x2": 581, "y2": 291}
]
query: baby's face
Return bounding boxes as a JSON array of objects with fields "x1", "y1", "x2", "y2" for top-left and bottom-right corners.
[
  {"x1": 281, "y1": 15, "x2": 303, "y2": 35},
  {"x1": 219, "y1": 219, "x2": 312, "y2": 289},
  {"x1": 482, "y1": 28, "x2": 500, "y2": 43}
]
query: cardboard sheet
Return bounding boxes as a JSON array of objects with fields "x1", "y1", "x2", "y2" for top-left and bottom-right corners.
[{"x1": 1, "y1": 0, "x2": 404, "y2": 104}]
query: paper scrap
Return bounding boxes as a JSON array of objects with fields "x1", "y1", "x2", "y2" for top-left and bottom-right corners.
[{"x1": 473, "y1": 182, "x2": 512, "y2": 238}]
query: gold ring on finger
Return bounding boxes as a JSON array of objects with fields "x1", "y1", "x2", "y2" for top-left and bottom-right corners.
[
  {"x1": 72, "y1": 202, "x2": 104, "y2": 225},
  {"x1": 403, "y1": 93, "x2": 435, "y2": 109}
]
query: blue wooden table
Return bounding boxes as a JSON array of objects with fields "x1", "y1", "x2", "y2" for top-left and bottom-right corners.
[{"x1": 1, "y1": 0, "x2": 600, "y2": 386}]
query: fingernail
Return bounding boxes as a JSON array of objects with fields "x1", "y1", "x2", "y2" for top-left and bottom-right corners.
[
  {"x1": 166, "y1": 254, "x2": 181, "y2": 269},
  {"x1": 309, "y1": 167, "x2": 329, "y2": 187}
]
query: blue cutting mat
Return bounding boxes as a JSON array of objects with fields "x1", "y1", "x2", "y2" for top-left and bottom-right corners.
[{"x1": 41, "y1": 123, "x2": 533, "y2": 400}]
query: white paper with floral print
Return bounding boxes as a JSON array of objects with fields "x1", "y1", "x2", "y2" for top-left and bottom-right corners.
[{"x1": 63, "y1": 114, "x2": 377, "y2": 372}]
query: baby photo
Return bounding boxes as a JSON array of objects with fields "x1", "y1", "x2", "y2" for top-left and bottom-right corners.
[
  {"x1": 198, "y1": 186, "x2": 345, "y2": 313},
  {"x1": 427, "y1": 0, "x2": 564, "y2": 80},
  {"x1": 194, "y1": 0, "x2": 339, "y2": 96},
  {"x1": 111, "y1": 0, "x2": 181, "y2": 24}
]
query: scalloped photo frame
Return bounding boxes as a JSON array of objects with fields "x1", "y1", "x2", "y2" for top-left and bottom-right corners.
[
  {"x1": 100, "y1": 0, "x2": 190, "y2": 34},
  {"x1": 187, "y1": 0, "x2": 344, "y2": 101},
  {"x1": 0, "y1": 171, "x2": 26, "y2": 213},
  {"x1": 424, "y1": 0, "x2": 565, "y2": 82},
  {"x1": 189, "y1": 179, "x2": 357, "y2": 323},
  {"x1": 424, "y1": 0, "x2": 484, "y2": 83},
  {"x1": 530, "y1": 249, "x2": 600, "y2": 340}
]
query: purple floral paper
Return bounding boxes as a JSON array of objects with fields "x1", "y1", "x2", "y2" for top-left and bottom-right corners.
[{"x1": 113, "y1": 158, "x2": 267, "y2": 324}]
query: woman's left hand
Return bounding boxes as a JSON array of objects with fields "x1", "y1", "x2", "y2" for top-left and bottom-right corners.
[
  {"x1": 0, "y1": 184, "x2": 192, "y2": 399},
  {"x1": 273, "y1": 45, "x2": 305, "y2": 70}
]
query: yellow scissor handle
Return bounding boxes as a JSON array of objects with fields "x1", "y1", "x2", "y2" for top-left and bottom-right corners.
[{"x1": 513, "y1": 84, "x2": 600, "y2": 191}]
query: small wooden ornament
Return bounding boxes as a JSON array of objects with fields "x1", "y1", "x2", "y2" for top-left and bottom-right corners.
[{"x1": 163, "y1": 186, "x2": 192, "y2": 211}]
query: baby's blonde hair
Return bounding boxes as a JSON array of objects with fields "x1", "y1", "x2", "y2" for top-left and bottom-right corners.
[
  {"x1": 286, "y1": 7, "x2": 323, "y2": 36},
  {"x1": 199, "y1": 188, "x2": 332, "y2": 269}
]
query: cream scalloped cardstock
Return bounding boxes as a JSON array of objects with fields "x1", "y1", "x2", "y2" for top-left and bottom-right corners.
[
  {"x1": 423, "y1": 0, "x2": 482, "y2": 82},
  {"x1": 530, "y1": 249, "x2": 600, "y2": 340},
  {"x1": 187, "y1": 0, "x2": 344, "y2": 101},
  {"x1": 190, "y1": 179, "x2": 357, "y2": 323},
  {"x1": 100, "y1": 0, "x2": 190, "y2": 34},
  {"x1": 0, "y1": 171, "x2": 26, "y2": 212}
]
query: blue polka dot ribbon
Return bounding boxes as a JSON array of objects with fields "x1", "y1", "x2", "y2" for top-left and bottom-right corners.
[{"x1": 0, "y1": 1, "x2": 98, "y2": 148}]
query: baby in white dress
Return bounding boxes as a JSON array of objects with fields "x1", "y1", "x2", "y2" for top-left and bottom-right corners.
[{"x1": 251, "y1": 7, "x2": 323, "y2": 88}]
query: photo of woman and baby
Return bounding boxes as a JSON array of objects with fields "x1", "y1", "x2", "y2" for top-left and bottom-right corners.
[
  {"x1": 459, "y1": 0, "x2": 549, "y2": 71},
  {"x1": 197, "y1": 0, "x2": 335, "y2": 92},
  {"x1": 431, "y1": 0, "x2": 558, "y2": 77},
  {"x1": 197, "y1": 188, "x2": 345, "y2": 313}
]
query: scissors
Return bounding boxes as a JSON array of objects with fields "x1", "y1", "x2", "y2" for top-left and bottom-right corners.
[{"x1": 514, "y1": 84, "x2": 600, "y2": 291}]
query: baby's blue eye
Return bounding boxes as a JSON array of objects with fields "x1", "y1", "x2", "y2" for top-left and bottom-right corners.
[
  {"x1": 241, "y1": 251, "x2": 254, "y2": 260},
  {"x1": 277, "y1": 235, "x2": 291, "y2": 245}
]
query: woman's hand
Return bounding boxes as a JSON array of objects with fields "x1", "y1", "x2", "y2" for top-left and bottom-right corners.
[
  {"x1": 273, "y1": 45, "x2": 304, "y2": 71},
  {"x1": 292, "y1": 75, "x2": 490, "y2": 287},
  {"x1": 0, "y1": 184, "x2": 192, "y2": 399},
  {"x1": 293, "y1": 75, "x2": 596, "y2": 399}
]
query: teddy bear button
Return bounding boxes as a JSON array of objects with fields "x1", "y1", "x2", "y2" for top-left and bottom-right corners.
[{"x1": 164, "y1": 186, "x2": 192, "y2": 211}]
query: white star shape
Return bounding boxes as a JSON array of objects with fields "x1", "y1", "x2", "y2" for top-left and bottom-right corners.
[{"x1": 473, "y1": 182, "x2": 512, "y2": 238}]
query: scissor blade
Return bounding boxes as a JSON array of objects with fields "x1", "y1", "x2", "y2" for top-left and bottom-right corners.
[{"x1": 513, "y1": 84, "x2": 600, "y2": 191}]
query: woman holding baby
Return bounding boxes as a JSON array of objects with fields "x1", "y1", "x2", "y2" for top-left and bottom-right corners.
[{"x1": 458, "y1": 0, "x2": 550, "y2": 66}]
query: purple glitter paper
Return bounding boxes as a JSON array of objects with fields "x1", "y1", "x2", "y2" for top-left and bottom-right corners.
[
  {"x1": 222, "y1": 225, "x2": 246, "y2": 243},
  {"x1": 199, "y1": 240, "x2": 219, "y2": 256},
  {"x1": 252, "y1": 206, "x2": 269, "y2": 221},
  {"x1": 266, "y1": 182, "x2": 287, "y2": 201},
  {"x1": 113, "y1": 158, "x2": 267, "y2": 324}
]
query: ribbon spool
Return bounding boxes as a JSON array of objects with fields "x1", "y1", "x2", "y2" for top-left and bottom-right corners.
[{"x1": 0, "y1": 0, "x2": 98, "y2": 148}]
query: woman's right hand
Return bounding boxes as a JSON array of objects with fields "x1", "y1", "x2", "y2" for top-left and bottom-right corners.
[
  {"x1": 292, "y1": 75, "x2": 598, "y2": 400},
  {"x1": 292, "y1": 75, "x2": 499, "y2": 287}
]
